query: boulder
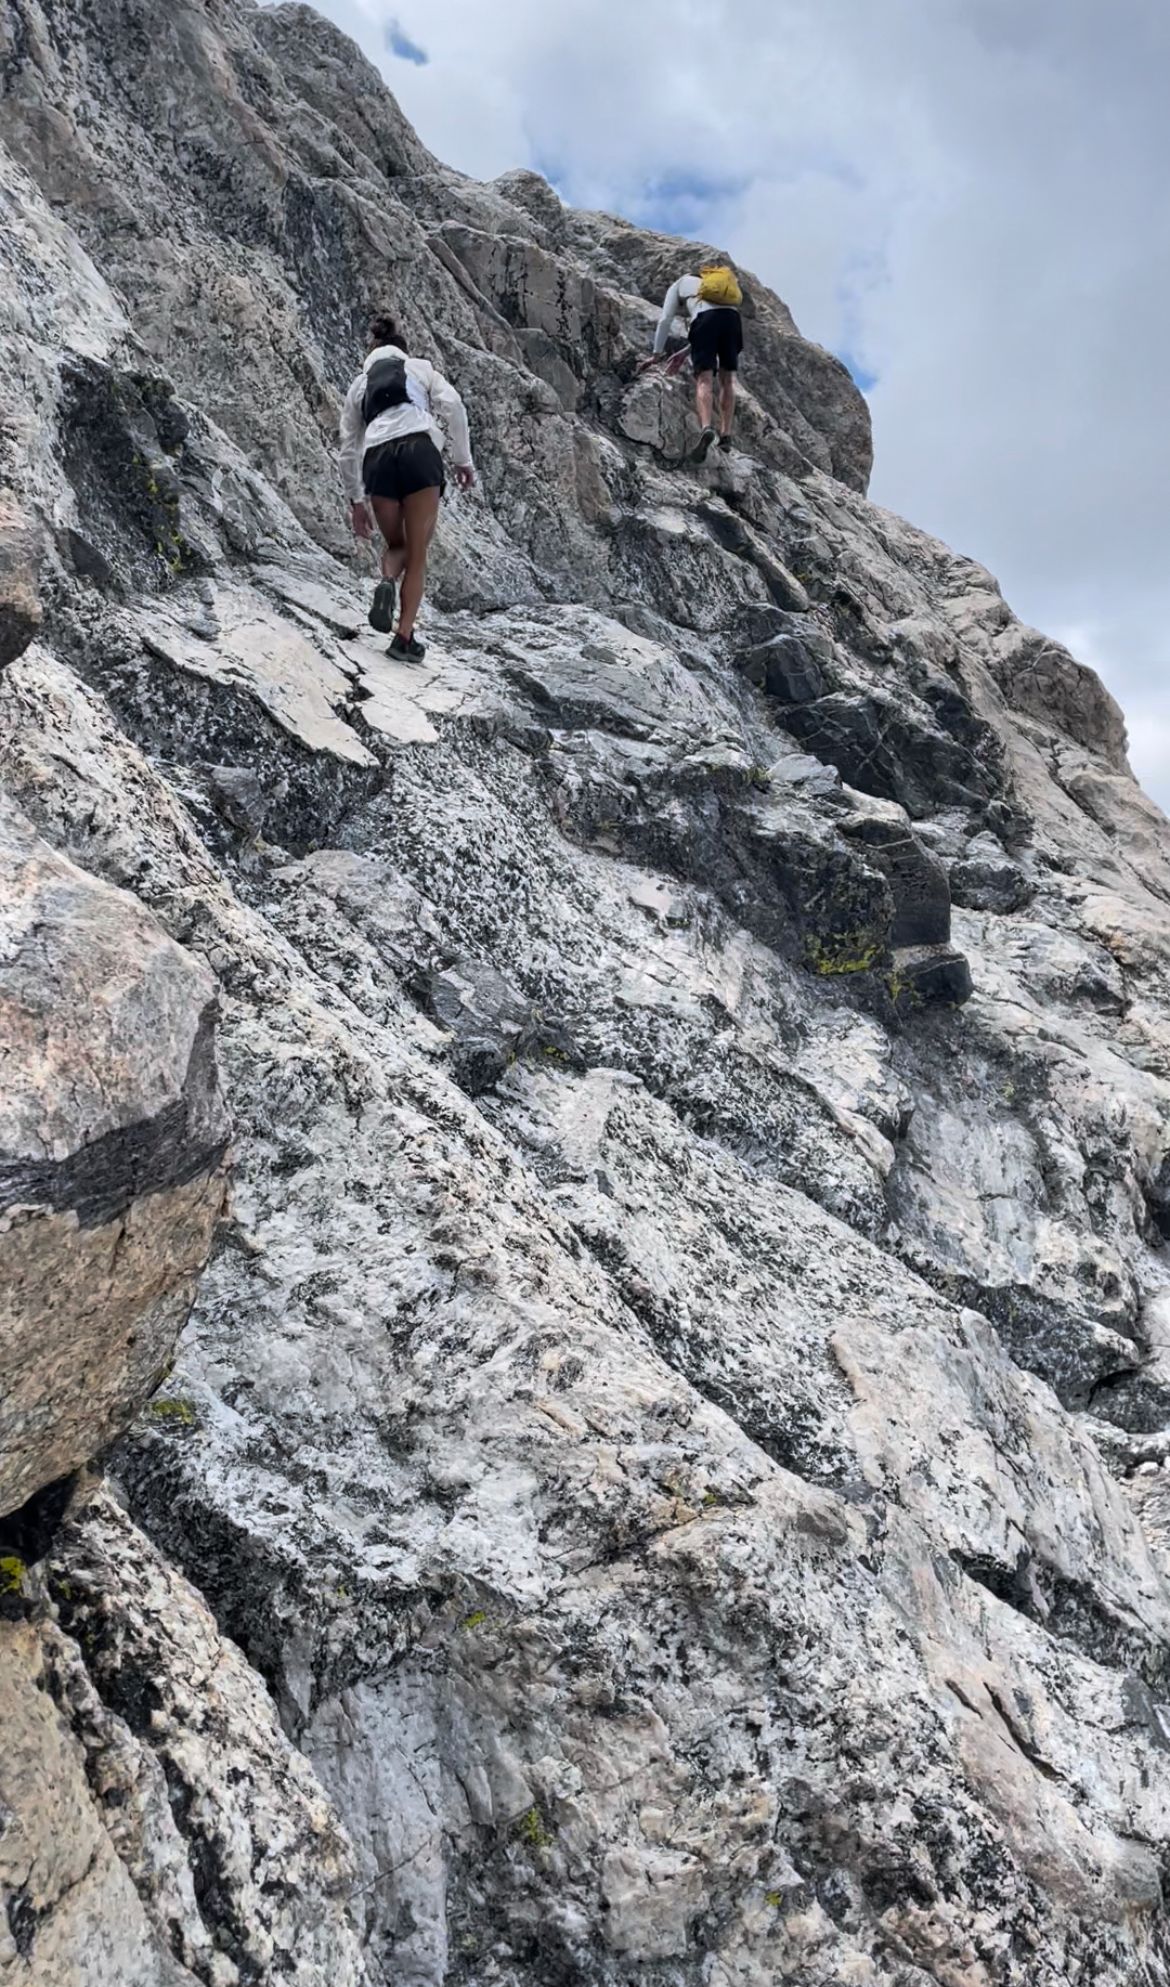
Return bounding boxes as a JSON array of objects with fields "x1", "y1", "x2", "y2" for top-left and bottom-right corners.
[
  {"x1": 890, "y1": 943, "x2": 975, "y2": 1010},
  {"x1": 204, "y1": 762, "x2": 279, "y2": 841},
  {"x1": 0, "y1": 797, "x2": 229, "y2": 1520},
  {"x1": 841, "y1": 815, "x2": 954, "y2": 949}
]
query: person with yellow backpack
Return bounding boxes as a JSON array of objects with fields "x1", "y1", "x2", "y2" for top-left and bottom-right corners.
[{"x1": 651, "y1": 260, "x2": 744, "y2": 461}]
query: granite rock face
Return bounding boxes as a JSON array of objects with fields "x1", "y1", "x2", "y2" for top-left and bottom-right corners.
[
  {"x1": 0, "y1": 1492, "x2": 367, "y2": 1987},
  {"x1": 5, "y1": 1, "x2": 1170, "y2": 1983},
  {"x1": 0, "y1": 795, "x2": 229, "y2": 1519}
]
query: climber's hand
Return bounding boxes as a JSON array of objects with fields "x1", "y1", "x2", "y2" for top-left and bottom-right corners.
[
  {"x1": 454, "y1": 464, "x2": 476, "y2": 492},
  {"x1": 350, "y1": 500, "x2": 373, "y2": 539}
]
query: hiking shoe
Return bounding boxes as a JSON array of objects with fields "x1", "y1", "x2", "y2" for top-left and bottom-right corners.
[
  {"x1": 691, "y1": 426, "x2": 718, "y2": 463},
  {"x1": 389, "y1": 632, "x2": 426, "y2": 663},
  {"x1": 718, "y1": 434, "x2": 733, "y2": 453},
  {"x1": 368, "y1": 578, "x2": 397, "y2": 634}
]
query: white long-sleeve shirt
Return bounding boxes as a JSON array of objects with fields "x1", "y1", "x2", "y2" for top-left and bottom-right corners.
[
  {"x1": 338, "y1": 344, "x2": 473, "y2": 501},
  {"x1": 652, "y1": 274, "x2": 714, "y2": 355}
]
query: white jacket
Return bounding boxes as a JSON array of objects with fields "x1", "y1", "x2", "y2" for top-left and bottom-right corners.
[
  {"x1": 339, "y1": 344, "x2": 473, "y2": 501},
  {"x1": 652, "y1": 274, "x2": 716, "y2": 355}
]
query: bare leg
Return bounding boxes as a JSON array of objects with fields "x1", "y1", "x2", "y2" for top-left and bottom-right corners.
[
  {"x1": 694, "y1": 370, "x2": 715, "y2": 430},
  {"x1": 719, "y1": 371, "x2": 736, "y2": 437},
  {"x1": 370, "y1": 496, "x2": 406, "y2": 581},
  {"x1": 397, "y1": 484, "x2": 442, "y2": 640}
]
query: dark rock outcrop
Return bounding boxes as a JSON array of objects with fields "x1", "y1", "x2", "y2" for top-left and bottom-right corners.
[{"x1": 0, "y1": 498, "x2": 44, "y2": 668}]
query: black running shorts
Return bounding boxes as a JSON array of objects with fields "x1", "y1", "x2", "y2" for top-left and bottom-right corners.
[
  {"x1": 689, "y1": 306, "x2": 743, "y2": 375},
  {"x1": 362, "y1": 432, "x2": 446, "y2": 500}
]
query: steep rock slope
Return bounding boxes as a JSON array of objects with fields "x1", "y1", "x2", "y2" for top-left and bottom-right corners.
[
  {"x1": 5, "y1": 2, "x2": 1170, "y2": 1983},
  {"x1": 0, "y1": 764, "x2": 364, "y2": 1980}
]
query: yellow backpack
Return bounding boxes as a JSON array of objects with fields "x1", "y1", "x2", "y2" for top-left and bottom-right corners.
[{"x1": 697, "y1": 265, "x2": 743, "y2": 308}]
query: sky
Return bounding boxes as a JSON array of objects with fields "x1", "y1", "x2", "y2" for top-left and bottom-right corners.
[{"x1": 314, "y1": 0, "x2": 1170, "y2": 806}]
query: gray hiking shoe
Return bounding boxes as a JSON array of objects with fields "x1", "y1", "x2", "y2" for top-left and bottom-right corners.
[
  {"x1": 692, "y1": 426, "x2": 718, "y2": 463},
  {"x1": 718, "y1": 434, "x2": 733, "y2": 453},
  {"x1": 368, "y1": 578, "x2": 397, "y2": 634},
  {"x1": 389, "y1": 631, "x2": 426, "y2": 663}
]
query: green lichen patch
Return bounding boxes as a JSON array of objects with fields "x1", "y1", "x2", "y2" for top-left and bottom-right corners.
[
  {"x1": 513, "y1": 1804, "x2": 554, "y2": 1851},
  {"x1": 885, "y1": 966, "x2": 921, "y2": 1008},
  {"x1": 805, "y1": 929, "x2": 882, "y2": 976},
  {"x1": 147, "y1": 1396, "x2": 198, "y2": 1428},
  {"x1": 0, "y1": 1555, "x2": 27, "y2": 1595}
]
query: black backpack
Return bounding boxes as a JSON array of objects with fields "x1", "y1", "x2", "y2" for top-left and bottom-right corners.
[{"x1": 362, "y1": 354, "x2": 410, "y2": 424}]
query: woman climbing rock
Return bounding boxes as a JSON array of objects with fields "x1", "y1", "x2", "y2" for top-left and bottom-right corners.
[{"x1": 339, "y1": 311, "x2": 476, "y2": 661}]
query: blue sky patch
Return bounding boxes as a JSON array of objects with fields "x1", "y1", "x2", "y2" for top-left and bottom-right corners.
[
  {"x1": 839, "y1": 351, "x2": 878, "y2": 393},
  {"x1": 530, "y1": 151, "x2": 568, "y2": 197},
  {"x1": 629, "y1": 169, "x2": 749, "y2": 240},
  {"x1": 385, "y1": 18, "x2": 428, "y2": 64}
]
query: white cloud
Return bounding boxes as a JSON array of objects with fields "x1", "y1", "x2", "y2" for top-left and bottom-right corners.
[{"x1": 313, "y1": 0, "x2": 1170, "y2": 806}]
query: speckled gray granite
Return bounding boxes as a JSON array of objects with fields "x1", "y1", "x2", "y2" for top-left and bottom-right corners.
[{"x1": 4, "y1": 1, "x2": 1170, "y2": 1981}]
